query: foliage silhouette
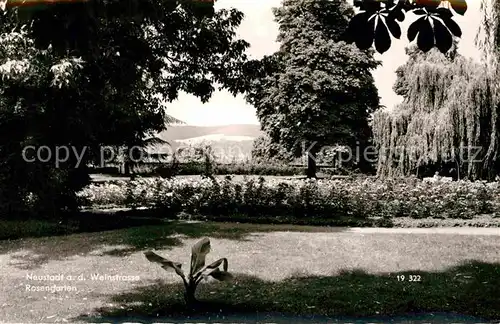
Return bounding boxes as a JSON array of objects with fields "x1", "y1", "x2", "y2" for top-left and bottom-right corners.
[
  {"x1": 0, "y1": 0, "x2": 471, "y2": 55},
  {"x1": 347, "y1": 0, "x2": 467, "y2": 53}
]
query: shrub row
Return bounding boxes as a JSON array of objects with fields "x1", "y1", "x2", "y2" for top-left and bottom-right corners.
[
  {"x1": 77, "y1": 177, "x2": 500, "y2": 220},
  {"x1": 92, "y1": 162, "x2": 355, "y2": 177},
  {"x1": 155, "y1": 162, "x2": 305, "y2": 177}
]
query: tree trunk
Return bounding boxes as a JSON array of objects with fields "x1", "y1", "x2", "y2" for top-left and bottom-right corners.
[
  {"x1": 356, "y1": 153, "x2": 375, "y2": 174},
  {"x1": 123, "y1": 161, "x2": 130, "y2": 175},
  {"x1": 123, "y1": 147, "x2": 130, "y2": 176},
  {"x1": 123, "y1": 148, "x2": 135, "y2": 180},
  {"x1": 306, "y1": 149, "x2": 317, "y2": 179},
  {"x1": 355, "y1": 140, "x2": 375, "y2": 175}
]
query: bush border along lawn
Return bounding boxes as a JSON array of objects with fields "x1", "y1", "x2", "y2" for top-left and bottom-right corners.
[{"x1": 77, "y1": 176, "x2": 500, "y2": 226}]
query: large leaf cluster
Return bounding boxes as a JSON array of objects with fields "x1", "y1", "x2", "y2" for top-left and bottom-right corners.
[{"x1": 346, "y1": 0, "x2": 467, "y2": 53}]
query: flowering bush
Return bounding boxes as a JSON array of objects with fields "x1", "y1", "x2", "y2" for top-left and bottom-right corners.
[
  {"x1": 142, "y1": 162, "x2": 307, "y2": 177},
  {"x1": 77, "y1": 177, "x2": 500, "y2": 220}
]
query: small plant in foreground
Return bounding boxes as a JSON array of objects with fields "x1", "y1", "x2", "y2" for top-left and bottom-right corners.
[{"x1": 144, "y1": 237, "x2": 232, "y2": 307}]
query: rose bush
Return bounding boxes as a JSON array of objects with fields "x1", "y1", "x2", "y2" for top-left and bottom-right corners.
[{"x1": 77, "y1": 177, "x2": 500, "y2": 220}]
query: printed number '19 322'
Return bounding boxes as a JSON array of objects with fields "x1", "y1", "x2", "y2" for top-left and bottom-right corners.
[{"x1": 397, "y1": 275, "x2": 421, "y2": 282}]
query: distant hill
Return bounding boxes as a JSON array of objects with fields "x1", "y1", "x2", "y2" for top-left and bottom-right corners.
[
  {"x1": 156, "y1": 124, "x2": 263, "y2": 142},
  {"x1": 149, "y1": 124, "x2": 264, "y2": 162}
]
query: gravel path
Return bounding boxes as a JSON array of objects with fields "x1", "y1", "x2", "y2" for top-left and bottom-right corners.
[{"x1": 0, "y1": 227, "x2": 498, "y2": 323}]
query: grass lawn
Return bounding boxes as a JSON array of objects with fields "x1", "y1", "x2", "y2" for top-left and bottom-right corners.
[
  {"x1": 0, "y1": 221, "x2": 499, "y2": 322},
  {"x1": 2, "y1": 210, "x2": 498, "y2": 243}
]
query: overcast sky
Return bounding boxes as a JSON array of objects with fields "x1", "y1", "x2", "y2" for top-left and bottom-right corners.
[{"x1": 167, "y1": 0, "x2": 484, "y2": 126}]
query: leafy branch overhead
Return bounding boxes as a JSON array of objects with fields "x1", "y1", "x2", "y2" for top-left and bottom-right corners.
[{"x1": 347, "y1": 0, "x2": 467, "y2": 53}]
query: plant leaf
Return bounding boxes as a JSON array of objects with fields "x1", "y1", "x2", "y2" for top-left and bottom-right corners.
[
  {"x1": 388, "y1": 4, "x2": 405, "y2": 22},
  {"x1": 442, "y1": 17, "x2": 462, "y2": 37},
  {"x1": 435, "y1": 7, "x2": 453, "y2": 20},
  {"x1": 194, "y1": 258, "x2": 229, "y2": 284},
  {"x1": 207, "y1": 257, "x2": 228, "y2": 270},
  {"x1": 448, "y1": 0, "x2": 467, "y2": 15},
  {"x1": 356, "y1": 15, "x2": 376, "y2": 50},
  {"x1": 413, "y1": 8, "x2": 427, "y2": 15},
  {"x1": 144, "y1": 251, "x2": 185, "y2": 279},
  {"x1": 345, "y1": 11, "x2": 373, "y2": 47},
  {"x1": 209, "y1": 269, "x2": 233, "y2": 281},
  {"x1": 190, "y1": 237, "x2": 211, "y2": 276},
  {"x1": 408, "y1": 16, "x2": 426, "y2": 42},
  {"x1": 433, "y1": 18, "x2": 453, "y2": 53},
  {"x1": 386, "y1": 17, "x2": 401, "y2": 39},
  {"x1": 375, "y1": 17, "x2": 391, "y2": 53},
  {"x1": 417, "y1": 17, "x2": 434, "y2": 52},
  {"x1": 201, "y1": 257, "x2": 228, "y2": 273}
]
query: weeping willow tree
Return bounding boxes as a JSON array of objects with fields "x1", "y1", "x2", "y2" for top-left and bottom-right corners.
[
  {"x1": 478, "y1": 0, "x2": 500, "y2": 59},
  {"x1": 372, "y1": 43, "x2": 500, "y2": 180}
]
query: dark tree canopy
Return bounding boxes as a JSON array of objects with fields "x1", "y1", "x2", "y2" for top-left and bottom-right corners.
[
  {"x1": 251, "y1": 134, "x2": 294, "y2": 164},
  {"x1": 0, "y1": 0, "x2": 250, "y2": 217},
  {"x1": 246, "y1": 0, "x2": 380, "y2": 178}
]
